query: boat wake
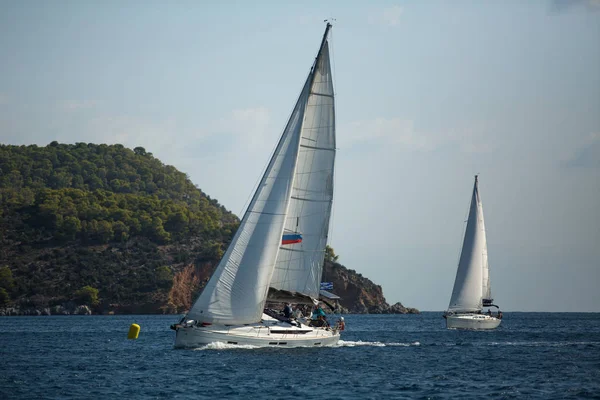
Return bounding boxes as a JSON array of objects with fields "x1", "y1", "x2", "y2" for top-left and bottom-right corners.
[
  {"x1": 193, "y1": 342, "x2": 260, "y2": 351},
  {"x1": 189, "y1": 340, "x2": 421, "y2": 350},
  {"x1": 337, "y1": 340, "x2": 420, "y2": 347}
]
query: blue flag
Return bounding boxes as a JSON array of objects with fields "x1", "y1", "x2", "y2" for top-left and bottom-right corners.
[{"x1": 320, "y1": 282, "x2": 333, "y2": 290}]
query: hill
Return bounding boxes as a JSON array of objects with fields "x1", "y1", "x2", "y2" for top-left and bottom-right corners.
[{"x1": 0, "y1": 142, "x2": 417, "y2": 315}]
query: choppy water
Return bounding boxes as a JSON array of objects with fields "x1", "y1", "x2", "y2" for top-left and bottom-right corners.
[{"x1": 1, "y1": 313, "x2": 599, "y2": 399}]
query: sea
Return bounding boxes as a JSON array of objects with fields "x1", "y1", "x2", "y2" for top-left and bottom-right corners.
[{"x1": 1, "y1": 312, "x2": 599, "y2": 399}]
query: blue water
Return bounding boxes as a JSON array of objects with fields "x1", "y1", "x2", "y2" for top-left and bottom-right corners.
[{"x1": 1, "y1": 313, "x2": 599, "y2": 399}]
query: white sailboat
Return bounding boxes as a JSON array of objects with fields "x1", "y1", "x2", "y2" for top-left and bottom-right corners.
[
  {"x1": 444, "y1": 175, "x2": 502, "y2": 330},
  {"x1": 173, "y1": 23, "x2": 341, "y2": 348}
]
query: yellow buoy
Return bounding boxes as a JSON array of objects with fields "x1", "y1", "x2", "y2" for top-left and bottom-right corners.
[{"x1": 128, "y1": 323, "x2": 140, "y2": 339}]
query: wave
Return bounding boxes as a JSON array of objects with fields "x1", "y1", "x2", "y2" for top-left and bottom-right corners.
[{"x1": 486, "y1": 341, "x2": 600, "y2": 347}]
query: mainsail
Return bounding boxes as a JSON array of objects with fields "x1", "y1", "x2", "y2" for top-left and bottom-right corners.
[
  {"x1": 187, "y1": 24, "x2": 334, "y2": 324},
  {"x1": 268, "y1": 26, "x2": 336, "y2": 300},
  {"x1": 448, "y1": 176, "x2": 491, "y2": 313}
]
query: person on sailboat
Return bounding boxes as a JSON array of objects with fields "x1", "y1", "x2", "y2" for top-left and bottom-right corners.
[
  {"x1": 336, "y1": 317, "x2": 345, "y2": 331},
  {"x1": 487, "y1": 309, "x2": 492, "y2": 316},
  {"x1": 283, "y1": 303, "x2": 293, "y2": 319},
  {"x1": 293, "y1": 307, "x2": 304, "y2": 320},
  {"x1": 311, "y1": 304, "x2": 326, "y2": 319}
]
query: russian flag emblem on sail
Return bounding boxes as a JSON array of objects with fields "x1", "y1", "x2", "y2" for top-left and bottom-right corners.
[{"x1": 282, "y1": 232, "x2": 302, "y2": 245}]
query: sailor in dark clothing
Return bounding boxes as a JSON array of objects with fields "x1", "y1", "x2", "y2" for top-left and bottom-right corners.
[{"x1": 283, "y1": 303, "x2": 293, "y2": 319}]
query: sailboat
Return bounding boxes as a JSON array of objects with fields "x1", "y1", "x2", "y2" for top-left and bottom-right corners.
[
  {"x1": 444, "y1": 175, "x2": 502, "y2": 330},
  {"x1": 173, "y1": 23, "x2": 341, "y2": 348}
]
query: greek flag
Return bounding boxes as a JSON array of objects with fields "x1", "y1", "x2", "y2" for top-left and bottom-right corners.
[{"x1": 320, "y1": 282, "x2": 333, "y2": 290}]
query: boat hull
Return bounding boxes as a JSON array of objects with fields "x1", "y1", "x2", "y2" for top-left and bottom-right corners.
[
  {"x1": 446, "y1": 314, "x2": 501, "y2": 330},
  {"x1": 174, "y1": 315, "x2": 340, "y2": 348}
]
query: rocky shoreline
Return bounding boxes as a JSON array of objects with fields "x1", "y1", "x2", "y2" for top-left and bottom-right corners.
[
  {"x1": 1, "y1": 302, "x2": 418, "y2": 316},
  {"x1": 0, "y1": 304, "x2": 93, "y2": 316},
  {"x1": 368, "y1": 302, "x2": 420, "y2": 314}
]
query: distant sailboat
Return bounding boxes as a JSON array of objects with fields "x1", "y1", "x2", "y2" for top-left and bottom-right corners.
[
  {"x1": 173, "y1": 23, "x2": 341, "y2": 348},
  {"x1": 444, "y1": 176, "x2": 502, "y2": 330}
]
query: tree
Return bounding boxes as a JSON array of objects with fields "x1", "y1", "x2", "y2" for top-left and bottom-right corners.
[
  {"x1": 96, "y1": 220, "x2": 114, "y2": 243},
  {"x1": 112, "y1": 221, "x2": 129, "y2": 242},
  {"x1": 61, "y1": 216, "x2": 81, "y2": 240},
  {"x1": 0, "y1": 266, "x2": 14, "y2": 291},
  {"x1": 324, "y1": 245, "x2": 339, "y2": 263},
  {"x1": 0, "y1": 288, "x2": 9, "y2": 307},
  {"x1": 74, "y1": 286, "x2": 99, "y2": 306},
  {"x1": 165, "y1": 210, "x2": 189, "y2": 234},
  {"x1": 155, "y1": 266, "x2": 173, "y2": 289}
]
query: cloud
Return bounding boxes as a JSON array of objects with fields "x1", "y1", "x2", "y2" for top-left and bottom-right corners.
[
  {"x1": 215, "y1": 106, "x2": 272, "y2": 151},
  {"x1": 59, "y1": 100, "x2": 98, "y2": 111},
  {"x1": 342, "y1": 117, "x2": 429, "y2": 150},
  {"x1": 369, "y1": 5, "x2": 403, "y2": 27},
  {"x1": 71, "y1": 107, "x2": 271, "y2": 158},
  {"x1": 340, "y1": 117, "x2": 492, "y2": 153},
  {"x1": 564, "y1": 133, "x2": 600, "y2": 168}
]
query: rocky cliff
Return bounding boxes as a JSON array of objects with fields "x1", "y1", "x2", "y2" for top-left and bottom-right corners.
[{"x1": 322, "y1": 261, "x2": 419, "y2": 314}]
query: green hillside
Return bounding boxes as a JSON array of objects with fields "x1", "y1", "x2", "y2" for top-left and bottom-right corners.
[{"x1": 0, "y1": 142, "x2": 238, "y2": 313}]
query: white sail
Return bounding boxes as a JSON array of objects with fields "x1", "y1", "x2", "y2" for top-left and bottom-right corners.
[
  {"x1": 481, "y1": 210, "x2": 492, "y2": 302},
  {"x1": 268, "y1": 40, "x2": 336, "y2": 299},
  {"x1": 448, "y1": 176, "x2": 489, "y2": 313},
  {"x1": 186, "y1": 81, "x2": 311, "y2": 325}
]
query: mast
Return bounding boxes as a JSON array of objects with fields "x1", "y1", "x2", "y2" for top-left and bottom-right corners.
[{"x1": 311, "y1": 23, "x2": 332, "y2": 75}]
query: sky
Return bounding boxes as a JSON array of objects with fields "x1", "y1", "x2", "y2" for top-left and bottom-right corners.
[{"x1": 1, "y1": 0, "x2": 599, "y2": 311}]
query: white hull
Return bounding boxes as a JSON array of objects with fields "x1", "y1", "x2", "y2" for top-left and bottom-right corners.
[
  {"x1": 446, "y1": 314, "x2": 501, "y2": 330},
  {"x1": 174, "y1": 314, "x2": 340, "y2": 348}
]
